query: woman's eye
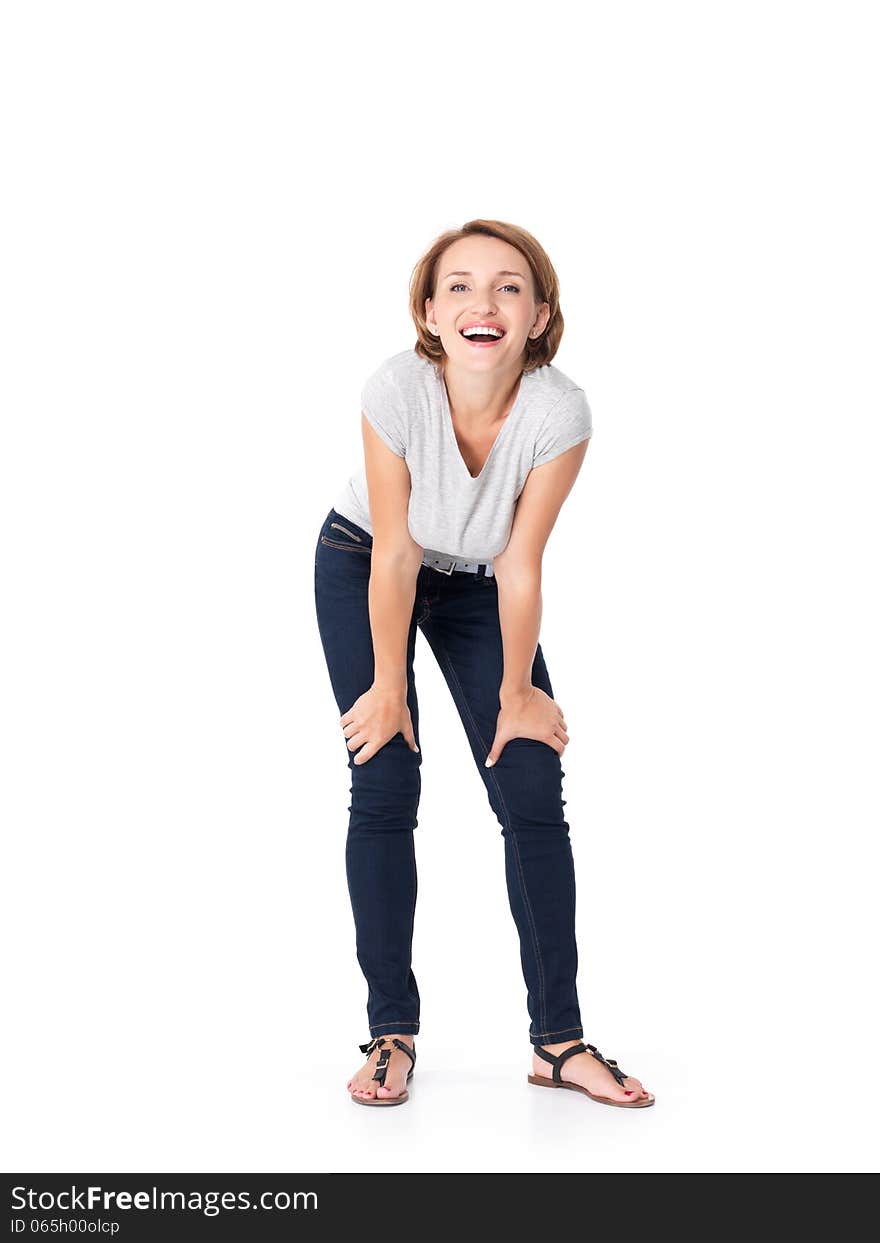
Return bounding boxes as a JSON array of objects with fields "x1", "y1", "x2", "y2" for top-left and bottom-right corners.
[{"x1": 449, "y1": 283, "x2": 520, "y2": 293}]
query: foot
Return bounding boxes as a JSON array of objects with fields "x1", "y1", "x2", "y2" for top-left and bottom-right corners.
[
  {"x1": 533, "y1": 1040, "x2": 654, "y2": 1103},
  {"x1": 347, "y1": 1034, "x2": 415, "y2": 1101}
]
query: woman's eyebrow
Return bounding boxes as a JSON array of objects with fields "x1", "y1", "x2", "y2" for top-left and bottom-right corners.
[{"x1": 442, "y1": 270, "x2": 527, "y2": 280}]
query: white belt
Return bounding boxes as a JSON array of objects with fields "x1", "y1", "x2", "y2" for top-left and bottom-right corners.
[{"x1": 422, "y1": 549, "x2": 495, "y2": 578}]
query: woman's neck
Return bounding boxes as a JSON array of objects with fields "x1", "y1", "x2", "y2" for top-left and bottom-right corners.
[{"x1": 441, "y1": 359, "x2": 524, "y2": 428}]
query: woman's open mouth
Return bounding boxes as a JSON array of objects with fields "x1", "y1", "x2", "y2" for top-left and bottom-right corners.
[{"x1": 459, "y1": 326, "x2": 506, "y2": 348}]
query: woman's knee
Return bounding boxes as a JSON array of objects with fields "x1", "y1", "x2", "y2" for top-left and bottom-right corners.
[
  {"x1": 481, "y1": 740, "x2": 568, "y2": 831},
  {"x1": 346, "y1": 742, "x2": 422, "y2": 832}
]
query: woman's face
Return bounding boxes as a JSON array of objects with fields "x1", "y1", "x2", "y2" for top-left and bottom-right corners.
[{"x1": 425, "y1": 235, "x2": 550, "y2": 371}]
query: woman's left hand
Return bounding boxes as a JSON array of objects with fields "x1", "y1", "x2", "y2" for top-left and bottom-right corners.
[{"x1": 484, "y1": 686, "x2": 569, "y2": 767}]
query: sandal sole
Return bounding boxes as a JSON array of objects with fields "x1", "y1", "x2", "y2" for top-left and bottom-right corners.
[
  {"x1": 350, "y1": 1069, "x2": 414, "y2": 1107},
  {"x1": 351, "y1": 1090, "x2": 409, "y2": 1106},
  {"x1": 528, "y1": 1073, "x2": 655, "y2": 1107}
]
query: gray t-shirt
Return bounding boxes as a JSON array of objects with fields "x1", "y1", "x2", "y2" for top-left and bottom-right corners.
[{"x1": 333, "y1": 348, "x2": 593, "y2": 567}]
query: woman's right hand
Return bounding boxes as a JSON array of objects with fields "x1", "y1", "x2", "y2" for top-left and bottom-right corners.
[{"x1": 340, "y1": 684, "x2": 419, "y2": 765}]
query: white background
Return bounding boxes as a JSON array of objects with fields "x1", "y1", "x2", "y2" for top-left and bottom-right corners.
[{"x1": 2, "y1": 0, "x2": 878, "y2": 1174}]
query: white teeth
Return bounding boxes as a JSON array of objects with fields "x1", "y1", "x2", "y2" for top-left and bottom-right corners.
[{"x1": 462, "y1": 326, "x2": 504, "y2": 338}]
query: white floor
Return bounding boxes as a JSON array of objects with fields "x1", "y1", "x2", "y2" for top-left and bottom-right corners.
[{"x1": 5, "y1": 1018, "x2": 873, "y2": 1174}]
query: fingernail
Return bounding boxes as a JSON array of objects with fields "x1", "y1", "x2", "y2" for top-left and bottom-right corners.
[{"x1": 485, "y1": 757, "x2": 494, "y2": 767}]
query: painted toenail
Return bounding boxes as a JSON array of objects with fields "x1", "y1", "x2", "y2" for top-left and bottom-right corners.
[{"x1": 624, "y1": 1090, "x2": 634, "y2": 1095}]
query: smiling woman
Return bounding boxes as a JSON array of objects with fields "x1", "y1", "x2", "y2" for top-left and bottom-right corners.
[
  {"x1": 334, "y1": 221, "x2": 593, "y2": 565},
  {"x1": 314, "y1": 218, "x2": 654, "y2": 1111}
]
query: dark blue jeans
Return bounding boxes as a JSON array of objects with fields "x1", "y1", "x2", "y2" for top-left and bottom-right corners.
[{"x1": 314, "y1": 507, "x2": 584, "y2": 1048}]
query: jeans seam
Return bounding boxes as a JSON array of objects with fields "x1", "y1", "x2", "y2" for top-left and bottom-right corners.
[
  {"x1": 416, "y1": 585, "x2": 442, "y2": 626},
  {"x1": 425, "y1": 629, "x2": 548, "y2": 1038},
  {"x1": 409, "y1": 833, "x2": 418, "y2": 1025}
]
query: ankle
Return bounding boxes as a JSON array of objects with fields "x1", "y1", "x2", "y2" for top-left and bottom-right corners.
[{"x1": 537, "y1": 1039, "x2": 581, "y2": 1054}]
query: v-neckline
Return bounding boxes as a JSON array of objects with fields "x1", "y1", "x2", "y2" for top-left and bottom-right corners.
[{"x1": 436, "y1": 366, "x2": 527, "y2": 482}]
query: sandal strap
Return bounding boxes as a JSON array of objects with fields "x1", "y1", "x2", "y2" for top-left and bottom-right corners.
[
  {"x1": 533, "y1": 1040, "x2": 629, "y2": 1087},
  {"x1": 358, "y1": 1035, "x2": 417, "y2": 1086},
  {"x1": 391, "y1": 1037, "x2": 416, "y2": 1070},
  {"x1": 534, "y1": 1041, "x2": 588, "y2": 1083},
  {"x1": 585, "y1": 1042, "x2": 628, "y2": 1087},
  {"x1": 371, "y1": 1045, "x2": 393, "y2": 1086}
]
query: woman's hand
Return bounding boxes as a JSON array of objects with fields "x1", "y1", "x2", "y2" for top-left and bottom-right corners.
[
  {"x1": 484, "y1": 686, "x2": 569, "y2": 768},
  {"x1": 340, "y1": 684, "x2": 420, "y2": 766}
]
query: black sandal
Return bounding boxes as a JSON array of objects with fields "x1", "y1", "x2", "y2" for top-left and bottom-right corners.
[
  {"x1": 528, "y1": 1041, "x2": 654, "y2": 1108},
  {"x1": 350, "y1": 1036, "x2": 416, "y2": 1107}
]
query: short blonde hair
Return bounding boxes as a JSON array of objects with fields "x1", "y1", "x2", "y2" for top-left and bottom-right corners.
[{"x1": 408, "y1": 218, "x2": 564, "y2": 373}]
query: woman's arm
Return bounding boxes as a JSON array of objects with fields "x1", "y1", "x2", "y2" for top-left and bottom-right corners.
[
  {"x1": 484, "y1": 438, "x2": 590, "y2": 765},
  {"x1": 337, "y1": 417, "x2": 423, "y2": 766},
  {"x1": 362, "y1": 414, "x2": 424, "y2": 689}
]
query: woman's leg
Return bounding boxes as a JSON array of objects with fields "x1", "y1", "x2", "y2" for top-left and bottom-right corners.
[
  {"x1": 314, "y1": 509, "x2": 423, "y2": 1040},
  {"x1": 419, "y1": 572, "x2": 583, "y2": 1048}
]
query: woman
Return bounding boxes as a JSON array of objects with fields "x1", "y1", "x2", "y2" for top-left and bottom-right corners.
[{"x1": 314, "y1": 219, "x2": 654, "y2": 1110}]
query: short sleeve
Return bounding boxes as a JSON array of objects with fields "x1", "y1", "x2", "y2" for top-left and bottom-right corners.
[
  {"x1": 532, "y1": 388, "x2": 593, "y2": 468},
  {"x1": 360, "y1": 363, "x2": 407, "y2": 458}
]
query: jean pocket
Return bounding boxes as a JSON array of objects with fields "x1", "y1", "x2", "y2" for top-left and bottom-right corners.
[
  {"x1": 329, "y1": 519, "x2": 365, "y2": 542},
  {"x1": 320, "y1": 524, "x2": 372, "y2": 555}
]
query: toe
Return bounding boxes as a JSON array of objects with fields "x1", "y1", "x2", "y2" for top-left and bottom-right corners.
[{"x1": 623, "y1": 1075, "x2": 652, "y2": 1100}]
